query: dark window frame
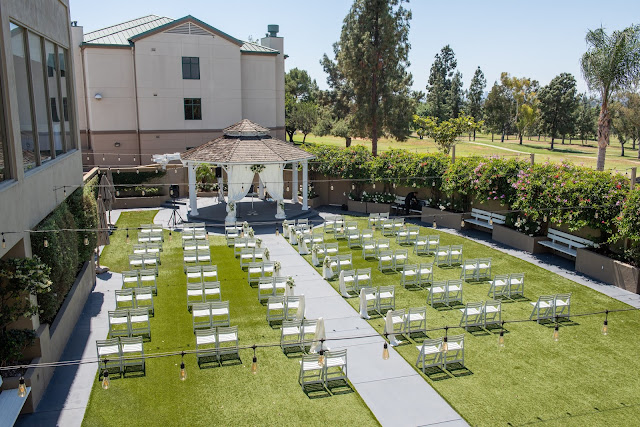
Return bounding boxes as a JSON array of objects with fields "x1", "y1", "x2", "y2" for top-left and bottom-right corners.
[
  {"x1": 184, "y1": 98, "x2": 202, "y2": 120},
  {"x1": 182, "y1": 57, "x2": 200, "y2": 80}
]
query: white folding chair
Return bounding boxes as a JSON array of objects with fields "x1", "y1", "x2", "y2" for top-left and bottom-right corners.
[
  {"x1": 444, "y1": 334, "x2": 465, "y2": 369},
  {"x1": 192, "y1": 302, "x2": 212, "y2": 331},
  {"x1": 450, "y1": 245, "x2": 463, "y2": 265},
  {"x1": 388, "y1": 309, "x2": 407, "y2": 335},
  {"x1": 285, "y1": 296, "x2": 301, "y2": 321},
  {"x1": 434, "y1": 245, "x2": 451, "y2": 267},
  {"x1": 407, "y1": 307, "x2": 427, "y2": 335},
  {"x1": 281, "y1": 319, "x2": 303, "y2": 352},
  {"x1": 204, "y1": 281, "x2": 221, "y2": 303},
  {"x1": 129, "y1": 308, "x2": 151, "y2": 339},
  {"x1": 299, "y1": 353, "x2": 324, "y2": 389},
  {"x1": 122, "y1": 270, "x2": 140, "y2": 289},
  {"x1": 488, "y1": 274, "x2": 509, "y2": 299},
  {"x1": 416, "y1": 338, "x2": 443, "y2": 372},
  {"x1": 378, "y1": 250, "x2": 394, "y2": 272},
  {"x1": 195, "y1": 328, "x2": 217, "y2": 366},
  {"x1": 96, "y1": 338, "x2": 122, "y2": 375},
  {"x1": 460, "y1": 259, "x2": 478, "y2": 281},
  {"x1": 258, "y1": 277, "x2": 275, "y2": 302},
  {"x1": 426, "y1": 235, "x2": 440, "y2": 255},
  {"x1": 108, "y1": 310, "x2": 130, "y2": 338},
  {"x1": 115, "y1": 289, "x2": 135, "y2": 310},
  {"x1": 508, "y1": 273, "x2": 525, "y2": 298},
  {"x1": 484, "y1": 300, "x2": 501, "y2": 327},
  {"x1": 427, "y1": 281, "x2": 448, "y2": 307},
  {"x1": 459, "y1": 301, "x2": 484, "y2": 330},
  {"x1": 418, "y1": 263, "x2": 434, "y2": 287},
  {"x1": 266, "y1": 296, "x2": 285, "y2": 324},
  {"x1": 554, "y1": 293, "x2": 572, "y2": 319},
  {"x1": 362, "y1": 239, "x2": 377, "y2": 260},
  {"x1": 446, "y1": 279, "x2": 463, "y2": 306},
  {"x1": 210, "y1": 301, "x2": 230, "y2": 328},
  {"x1": 134, "y1": 287, "x2": 154, "y2": 316},
  {"x1": 375, "y1": 238, "x2": 391, "y2": 258},
  {"x1": 139, "y1": 269, "x2": 157, "y2": 294},
  {"x1": 530, "y1": 295, "x2": 555, "y2": 323},
  {"x1": 323, "y1": 349, "x2": 348, "y2": 387},
  {"x1": 401, "y1": 264, "x2": 419, "y2": 288},
  {"x1": 217, "y1": 326, "x2": 239, "y2": 363},
  {"x1": 377, "y1": 286, "x2": 395, "y2": 314},
  {"x1": 393, "y1": 249, "x2": 408, "y2": 271},
  {"x1": 355, "y1": 268, "x2": 372, "y2": 290},
  {"x1": 476, "y1": 258, "x2": 492, "y2": 281},
  {"x1": 120, "y1": 336, "x2": 145, "y2": 376}
]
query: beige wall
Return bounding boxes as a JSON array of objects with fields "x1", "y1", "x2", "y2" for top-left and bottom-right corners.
[{"x1": 75, "y1": 20, "x2": 286, "y2": 167}]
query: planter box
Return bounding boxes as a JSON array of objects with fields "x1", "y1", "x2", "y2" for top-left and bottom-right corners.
[
  {"x1": 347, "y1": 200, "x2": 367, "y2": 213},
  {"x1": 491, "y1": 224, "x2": 547, "y2": 254},
  {"x1": 576, "y1": 248, "x2": 640, "y2": 294},
  {"x1": 299, "y1": 196, "x2": 320, "y2": 209},
  {"x1": 421, "y1": 206, "x2": 467, "y2": 230},
  {"x1": 112, "y1": 195, "x2": 169, "y2": 209},
  {"x1": 366, "y1": 202, "x2": 391, "y2": 214}
]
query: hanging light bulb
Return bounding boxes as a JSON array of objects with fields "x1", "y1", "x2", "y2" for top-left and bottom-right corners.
[
  {"x1": 318, "y1": 349, "x2": 325, "y2": 367},
  {"x1": 117, "y1": 156, "x2": 121, "y2": 162},
  {"x1": 102, "y1": 154, "x2": 105, "y2": 161},
  {"x1": 174, "y1": 168, "x2": 178, "y2": 174},
  {"x1": 101, "y1": 361, "x2": 110, "y2": 390},
  {"x1": 86, "y1": 155, "x2": 90, "y2": 161},
  {"x1": 2, "y1": 233, "x2": 6, "y2": 249},
  {"x1": 117, "y1": 169, "x2": 120, "y2": 174},
  {"x1": 286, "y1": 185, "x2": 290, "y2": 192},
  {"x1": 432, "y1": 181, "x2": 436, "y2": 187},
  {"x1": 460, "y1": 220, "x2": 465, "y2": 228},
  {"x1": 498, "y1": 322, "x2": 505, "y2": 349},
  {"x1": 251, "y1": 345, "x2": 258, "y2": 374},
  {"x1": 602, "y1": 310, "x2": 609, "y2": 336},
  {"x1": 141, "y1": 190, "x2": 146, "y2": 196},
  {"x1": 433, "y1": 221, "x2": 437, "y2": 229},
  {"x1": 594, "y1": 211, "x2": 599, "y2": 219},
  {"x1": 543, "y1": 214, "x2": 548, "y2": 222},
  {"x1": 352, "y1": 184, "x2": 355, "y2": 190},
  {"x1": 275, "y1": 228, "x2": 279, "y2": 236},
  {"x1": 155, "y1": 169, "x2": 158, "y2": 174},
  {"x1": 373, "y1": 183, "x2": 376, "y2": 189},
  {"x1": 17, "y1": 374, "x2": 26, "y2": 398},
  {"x1": 382, "y1": 342, "x2": 390, "y2": 360},
  {"x1": 205, "y1": 232, "x2": 209, "y2": 240},
  {"x1": 179, "y1": 352, "x2": 187, "y2": 381},
  {"x1": 136, "y1": 169, "x2": 140, "y2": 175},
  {"x1": 553, "y1": 323, "x2": 560, "y2": 342},
  {"x1": 63, "y1": 186, "x2": 67, "y2": 197},
  {"x1": 489, "y1": 219, "x2": 493, "y2": 226},
  {"x1": 84, "y1": 235, "x2": 89, "y2": 246},
  {"x1": 169, "y1": 230, "x2": 173, "y2": 241},
  {"x1": 442, "y1": 336, "x2": 448, "y2": 352},
  {"x1": 330, "y1": 183, "x2": 334, "y2": 191},
  {"x1": 133, "y1": 156, "x2": 136, "y2": 162},
  {"x1": 116, "y1": 190, "x2": 120, "y2": 197},
  {"x1": 393, "y1": 182, "x2": 396, "y2": 189},
  {"x1": 126, "y1": 229, "x2": 130, "y2": 243},
  {"x1": 43, "y1": 237, "x2": 49, "y2": 248}
]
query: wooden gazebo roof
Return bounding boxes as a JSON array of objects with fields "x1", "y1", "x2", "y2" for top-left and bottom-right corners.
[{"x1": 181, "y1": 119, "x2": 314, "y2": 164}]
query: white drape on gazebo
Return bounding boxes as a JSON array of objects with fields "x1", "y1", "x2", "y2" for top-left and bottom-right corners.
[
  {"x1": 258, "y1": 164, "x2": 286, "y2": 219},
  {"x1": 225, "y1": 164, "x2": 255, "y2": 223}
]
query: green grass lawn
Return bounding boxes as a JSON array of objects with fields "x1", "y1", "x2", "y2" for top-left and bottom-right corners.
[
  {"x1": 83, "y1": 211, "x2": 378, "y2": 427},
  {"x1": 294, "y1": 133, "x2": 640, "y2": 172},
  {"x1": 296, "y1": 217, "x2": 640, "y2": 426}
]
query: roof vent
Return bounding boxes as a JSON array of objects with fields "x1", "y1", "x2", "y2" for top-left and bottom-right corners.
[{"x1": 267, "y1": 25, "x2": 279, "y2": 37}]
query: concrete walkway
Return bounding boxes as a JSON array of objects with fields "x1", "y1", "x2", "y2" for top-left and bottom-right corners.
[
  {"x1": 261, "y1": 234, "x2": 467, "y2": 427},
  {"x1": 17, "y1": 272, "x2": 122, "y2": 427}
]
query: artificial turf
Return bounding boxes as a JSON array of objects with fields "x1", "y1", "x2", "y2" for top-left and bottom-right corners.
[
  {"x1": 82, "y1": 211, "x2": 378, "y2": 427},
  {"x1": 296, "y1": 216, "x2": 640, "y2": 427}
]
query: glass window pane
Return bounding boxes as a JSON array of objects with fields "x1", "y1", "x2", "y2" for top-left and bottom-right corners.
[
  {"x1": 28, "y1": 32, "x2": 52, "y2": 164},
  {"x1": 45, "y1": 40, "x2": 62, "y2": 156},
  {"x1": 11, "y1": 23, "x2": 35, "y2": 171},
  {"x1": 60, "y1": 48, "x2": 73, "y2": 150}
]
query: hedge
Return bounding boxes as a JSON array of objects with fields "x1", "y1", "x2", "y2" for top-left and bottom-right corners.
[
  {"x1": 305, "y1": 144, "x2": 634, "y2": 247},
  {"x1": 31, "y1": 178, "x2": 99, "y2": 324}
]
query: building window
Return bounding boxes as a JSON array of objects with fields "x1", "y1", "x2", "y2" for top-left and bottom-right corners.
[
  {"x1": 28, "y1": 31, "x2": 52, "y2": 164},
  {"x1": 63, "y1": 97, "x2": 68, "y2": 122},
  {"x1": 11, "y1": 23, "x2": 35, "y2": 172},
  {"x1": 184, "y1": 98, "x2": 201, "y2": 120},
  {"x1": 51, "y1": 98, "x2": 59, "y2": 122},
  {"x1": 182, "y1": 57, "x2": 200, "y2": 79}
]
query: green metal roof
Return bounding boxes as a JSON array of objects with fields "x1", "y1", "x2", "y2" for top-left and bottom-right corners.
[
  {"x1": 83, "y1": 15, "x2": 173, "y2": 45},
  {"x1": 82, "y1": 14, "x2": 278, "y2": 55}
]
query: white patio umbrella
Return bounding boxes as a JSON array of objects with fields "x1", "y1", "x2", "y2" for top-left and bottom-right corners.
[
  {"x1": 296, "y1": 294, "x2": 305, "y2": 321},
  {"x1": 359, "y1": 288, "x2": 370, "y2": 319},
  {"x1": 99, "y1": 171, "x2": 115, "y2": 225},
  {"x1": 95, "y1": 194, "x2": 110, "y2": 274},
  {"x1": 310, "y1": 317, "x2": 326, "y2": 353},
  {"x1": 384, "y1": 310, "x2": 401, "y2": 346}
]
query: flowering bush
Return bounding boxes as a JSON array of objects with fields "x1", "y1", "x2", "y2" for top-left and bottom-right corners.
[
  {"x1": 360, "y1": 191, "x2": 395, "y2": 204},
  {"x1": 511, "y1": 162, "x2": 627, "y2": 237},
  {"x1": 615, "y1": 188, "x2": 640, "y2": 242}
]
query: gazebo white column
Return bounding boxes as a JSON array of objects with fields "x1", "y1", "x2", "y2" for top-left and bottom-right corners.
[
  {"x1": 302, "y1": 160, "x2": 309, "y2": 211},
  {"x1": 258, "y1": 177, "x2": 265, "y2": 199},
  {"x1": 187, "y1": 162, "x2": 199, "y2": 216},
  {"x1": 292, "y1": 162, "x2": 298, "y2": 204}
]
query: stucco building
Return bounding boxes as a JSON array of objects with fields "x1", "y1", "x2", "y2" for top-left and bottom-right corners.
[
  {"x1": 0, "y1": 0, "x2": 86, "y2": 414},
  {"x1": 72, "y1": 15, "x2": 286, "y2": 167}
]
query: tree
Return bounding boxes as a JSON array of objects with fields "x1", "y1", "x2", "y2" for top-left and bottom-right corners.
[
  {"x1": 575, "y1": 93, "x2": 599, "y2": 144},
  {"x1": 285, "y1": 68, "x2": 319, "y2": 102},
  {"x1": 611, "y1": 92, "x2": 640, "y2": 157},
  {"x1": 484, "y1": 82, "x2": 512, "y2": 142},
  {"x1": 333, "y1": 0, "x2": 414, "y2": 156},
  {"x1": 291, "y1": 102, "x2": 319, "y2": 143},
  {"x1": 425, "y1": 45, "x2": 460, "y2": 121},
  {"x1": 413, "y1": 113, "x2": 481, "y2": 154},
  {"x1": 319, "y1": 44, "x2": 357, "y2": 147},
  {"x1": 285, "y1": 94, "x2": 297, "y2": 142},
  {"x1": 500, "y1": 73, "x2": 539, "y2": 144},
  {"x1": 467, "y1": 66, "x2": 486, "y2": 140},
  {"x1": 581, "y1": 25, "x2": 640, "y2": 170},
  {"x1": 447, "y1": 71, "x2": 464, "y2": 119},
  {"x1": 538, "y1": 73, "x2": 579, "y2": 149}
]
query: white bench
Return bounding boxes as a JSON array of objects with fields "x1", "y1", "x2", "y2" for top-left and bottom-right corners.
[
  {"x1": 464, "y1": 208, "x2": 506, "y2": 230},
  {"x1": 538, "y1": 228, "x2": 595, "y2": 258}
]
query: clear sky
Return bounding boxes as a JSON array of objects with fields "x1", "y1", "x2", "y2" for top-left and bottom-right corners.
[{"x1": 70, "y1": 0, "x2": 640, "y2": 94}]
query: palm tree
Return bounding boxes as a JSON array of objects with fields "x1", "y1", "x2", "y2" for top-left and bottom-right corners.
[{"x1": 581, "y1": 25, "x2": 640, "y2": 171}]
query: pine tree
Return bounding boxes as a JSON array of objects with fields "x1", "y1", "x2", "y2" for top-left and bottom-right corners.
[
  {"x1": 467, "y1": 67, "x2": 486, "y2": 140},
  {"x1": 425, "y1": 45, "x2": 457, "y2": 121},
  {"x1": 333, "y1": 0, "x2": 414, "y2": 156},
  {"x1": 538, "y1": 73, "x2": 578, "y2": 150}
]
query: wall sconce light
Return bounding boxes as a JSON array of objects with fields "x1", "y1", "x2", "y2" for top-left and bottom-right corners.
[{"x1": 94, "y1": 93, "x2": 103, "y2": 100}]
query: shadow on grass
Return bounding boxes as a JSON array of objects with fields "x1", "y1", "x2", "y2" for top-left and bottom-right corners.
[
  {"x1": 302, "y1": 383, "x2": 331, "y2": 399},
  {"x1": 422, "y1": 366, "x2": 450, "y2": 381},
  {"x1": 327, "y1": 379, "x2": 354, "y2": 395},
  {"x1": 447, "y1": 364, "x2": 473, "y2": 378}
]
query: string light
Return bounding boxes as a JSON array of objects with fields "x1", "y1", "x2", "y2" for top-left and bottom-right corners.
[
  {"x1": 117, "y1": 156, "x2": 121, "y2": 162},
  {"x1": 543, "y1": 215, "x2": 548, "y2": 222},
  {"x1": 141, "y1": 190, "x2": 146, "y2": 196},
  {"x1": 102, "y1": 154, "x2": 105, "y2": 161},
  {"x1": 17, "y1": 370, "x2": 26, "y2": 397},
  {"x1": 136, "y1": 169, "x2": 140, "y2": 175},
  {"x1": 169, "y1": 230, "x2": 172, "y2": 241},
  {"x1": 330, "y1": 183, "x2": 334, "y2": 191},
  {"x1": 84, "y1": 235, "x2": 89, "y2": 246},
  {"x1": 133, "y1": 156, "x2": 136, "y2": 162},
  {"x1": 43, "y1": 237, "x2": 49, "y2": 248},
  {"x1": 1, "y1": 232, "x2": 5, "y2": 249},
  {"x1": 251, "y1": 345, "x2": 258, "y2": 374},
  {"x1": 382, "y1": 333, "x2": 390, "y2": 360},
  {"x1": 63, "y1": 186, "x2": 67, "y2": 197},
  {"x1": 101, "y1": 360, "x2": 110, "y2": 390},
  {"x1": 602, "y1": 310, "x2": 609, "y2": 336},
  {"x1": 553, "y1": 319, "x2": 560, "y2": 342},
  {"x1": 498, "y1": 322, "x2": 505, "y2": 349},
  {"x1": 489, "y1": 219, "x2": 493, "y2": 226},
  {"x1": 179, "y1": 352, "x2": 187, "y2": 381},
  {"x1": 460, "y1": 220, "x2": 465, "y2": 228},
  {"x1": 443, "y1": 326, "x2": 449, "y2": 352},
  {"x1": 433, "y1": 221, "x2": 437, "y2": 229},
  {"x1": 126, "y1": 229, "x2": 130, "y2": 243}
]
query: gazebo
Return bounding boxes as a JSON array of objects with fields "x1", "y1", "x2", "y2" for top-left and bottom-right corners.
[{"x1": 179, "y1": 119, "x2": 315, "y2": 224}]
